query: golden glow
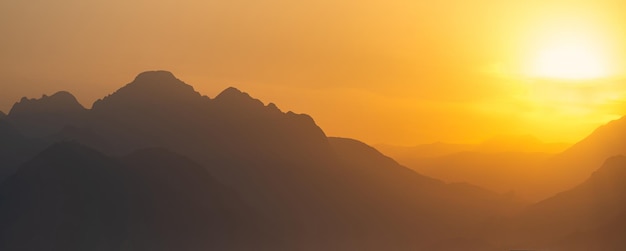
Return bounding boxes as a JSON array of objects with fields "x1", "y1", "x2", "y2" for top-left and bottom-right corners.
[
  {"x1": 1, "y1": 0, "x2": 626, "y2": 145},
  {"x1": 531, "y1": 41, "x2": 608, "y2": 80}
]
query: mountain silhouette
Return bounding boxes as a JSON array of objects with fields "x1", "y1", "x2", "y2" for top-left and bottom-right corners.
[
  {"x1": 8, "y1": 91, "x2": 86, "y2": 137},
  {"x1": 546, "y1": 116, "x2": 626, "y2": 191},
  {"x1": 476, "y1": 135, "x2": 569, "y2": 153},
  {"x1": 376, "y1": 135, "x2": 568, "y2": 160},
  {"x1": 119, "y1": 147, "x2": 265, "y2": 251},
  {"x1": 376, "y1": 137, "x2": 569, "y2": 199},
  {"x1": 0, "y1": 71, "x2": 524, "y2": 250},
  {"x1": 2, "y1": 70, "x2": 620, "y2": 250},
  {"x1": 0, "y1": 143, "x2": 129, "y2": 251},
  {"x1": 399, "y1": 151, "x2": 553, "y2": 196},
  {"x1": 497, "y1": 155, "x2": 626, "y2": 250},
  {"x1": 0, "y1": 114, "x2": 24, "y2": 144},
  {"x1": 0, "y1": 142, "x2": 261, "y2": 251},
  {"x1": 0, "y1": 115, "x2": 42, "y2": 181}
]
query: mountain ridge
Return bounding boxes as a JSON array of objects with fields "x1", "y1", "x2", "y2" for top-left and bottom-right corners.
[
  {"x1": 496, "y1": 154, "x2": 626, "y2": 250},
  {"x1": 8, "y1": 91, "x2": 85, "y2": 116},
  {"x1": 2, "y1": 70, "x2": 619, "y2": 250}
]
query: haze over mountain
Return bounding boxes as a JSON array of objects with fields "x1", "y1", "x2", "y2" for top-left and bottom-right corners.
[
  {"x1": 377, "y1": 135, "x2": 570, "y2": 159},
  {"x1": 376, "y1": 136, "x2": 571, "y2": 199},
  {"x1": 498, "y1": 155, "x2": 626, "y2": 250},
  {"x1": 0, "y1": 71, "x2": 624, "y2": 250},
  {"x1": 546, "y1": 116, "x2": 626, "y2": 189}
]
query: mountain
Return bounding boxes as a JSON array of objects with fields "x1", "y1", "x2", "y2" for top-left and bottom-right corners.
[
  {"x1": 119, "y1": 147, "x2": 265, "y2": 251},
  {"x1": 4, "y1": 70, "x2": 626, "y2": 250},
  {"x1": 546, "y1": 116, "x2": 626, "y2": 191},
  {"x1": 376, "y1": 142, "x2": 476, "y2": 159},
  {"x1": 403, "y1": 151, "x2": 553, "y2": 196},
  {"x1": 0, "y1": 143, "x2": 260, "y2": 251},
  {"x1": 0, "y1": 115, "x2": 41, "y2": 181},
  {"x1": 376, "y1": 135, "x2": 569, "y2": 160},
  {"x1": 0, "y1": 71, "x2": 528, "y2": 250},
  {"x1": 8, "y1": 91, "x2": 87, "y2": 137},
  {"x1": 0, "y1": 114, "x2": 24, "y2": 145},
  {"x1": 476, "y1": 135, "x2": 569, "y2": 153},
  {"x1": 0, "y1": 143, "x2": 129, "y2": 251},
  {"x1": 498, "y1": 155, "x2": 626, "y2": 250},
  {"x1": 376, "y1": 137, "x2": 568, "y2": 199},
  {"x1": 88, "y1": 71, "x2": 329, "y2": 159}
]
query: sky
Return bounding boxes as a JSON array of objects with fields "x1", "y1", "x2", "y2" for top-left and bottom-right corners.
[{"x1": 2, "y1": 0, "x2": 626, "y2": 145}]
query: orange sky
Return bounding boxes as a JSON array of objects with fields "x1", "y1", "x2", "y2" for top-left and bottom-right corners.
[{"x1": 2, "y1": 0, "x2": 626, "y2": 145}]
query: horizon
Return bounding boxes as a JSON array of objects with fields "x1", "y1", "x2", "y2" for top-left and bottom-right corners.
[
  {"x1": 4, "y1": 0, "x2": 626, "y2": 145},
  {"x1": 0, "y1": 70, "x2": 587, "y2": 146},
  {"x1": 2, "y1": 1, "x2": 626, "y2": 249}
]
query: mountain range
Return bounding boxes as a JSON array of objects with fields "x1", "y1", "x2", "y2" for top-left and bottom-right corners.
[{"x1": 0, "y1": 71, "x2": 624, "y2": 250}]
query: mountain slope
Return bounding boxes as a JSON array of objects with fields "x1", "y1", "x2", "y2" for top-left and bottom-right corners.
[
  {"x1": 0, "y1": 143, "x2": 129, "y2": 251},
  {"x1": 0, "y1": 116, "x2": 41, "y2": 181},
  {"x1": 0, "y1": 143, "x2": 259, "y2": 251},
  {"x1": 547, "y1": 116, "x2": 626, "y2": 190},
  {"x1": 8, "y1": 91, "x2": 86, "y2": 137},
  {"x1": 500, "y1": 155, "x2": 626, "y2": 250},
  {"x1": 326, "y1": 137, "x2": 525, "y2": 249},
  {"x1": 1, "y1": 71, "x2": 527, "y2": 250},
  {"x1": 403, "y1": 151, "x2": 553, "y2": 197}
]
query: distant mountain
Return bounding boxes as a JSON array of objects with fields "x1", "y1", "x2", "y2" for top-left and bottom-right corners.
[
  {"x1": 499, "y1": 155, "x2": 626, "y2": 250},
  {"x1": 476, "y1": 135, "x2": 569, "y2": 153},
  {"x1": 0, "y1": 143, "x2": 260, "y2": 251},
  {"x1": 546, "y1": 116, "x2": 626, "y2": 192},
  {"x1": 404, "y1": 151, "x2": 553, "y2": 197},
  {"x1": 8, "y1": 91, "x2": 87, "y2": 137},
  {"x1": 377, "y1": 135, "x2": 569, "y2": 160},
  {"x1": 376, "y1": 142, "x2": 476, "y2": 159},
  {"x1": 376, "y1": 137, "x2": 569, "y2": 199}
]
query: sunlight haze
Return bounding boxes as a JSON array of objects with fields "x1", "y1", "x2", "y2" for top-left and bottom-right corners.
[{"x1": 2, "y1": 0, "x2": 626, "y2": 145}]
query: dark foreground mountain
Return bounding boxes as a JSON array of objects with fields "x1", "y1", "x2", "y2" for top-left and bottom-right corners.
[
  {"x1": 0, "y1": 143, "x2": 262, "y2": 251},
  {"x1": 0, "y1": 115, "x2": 45, "y2": 181}
]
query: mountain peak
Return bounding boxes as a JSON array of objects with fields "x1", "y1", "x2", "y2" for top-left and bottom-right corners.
[
  {"x1": 92, "y1": 71, "x2": 203, "y2": 110},
  {"x1": 126, "y1": 70, "x2": 191, "y2": 92},
  {"x1": 133, "y1": 70, "x2": 178, "y2": 83},
  {"x1": 213, "y1": 87, "x2": 264, "y2": 109},
  {"x1": 590, "y1": 155, "x2": 626, "y2": 181},
  {"x1": 215, "y1": 87, "x2": 249, "y2": 100},
  {"x1": 8, "y1": 91, "x2": 85, "y2": 116}
]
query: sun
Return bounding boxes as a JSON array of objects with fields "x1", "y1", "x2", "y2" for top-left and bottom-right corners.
[{"x1": 527, "y1": 33, "x2": 612, "y2": 80}]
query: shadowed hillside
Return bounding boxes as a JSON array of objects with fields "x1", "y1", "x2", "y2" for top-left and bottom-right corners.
[
  {"x1": 8, "y1": 91, "x2": 87, "y2": 137},
  {"x1": 495, "y1": 156, "x2": 626, "y2": 250},
  {"x1": 0, "y1": 143, "x2": 262, "y2": 251}
]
